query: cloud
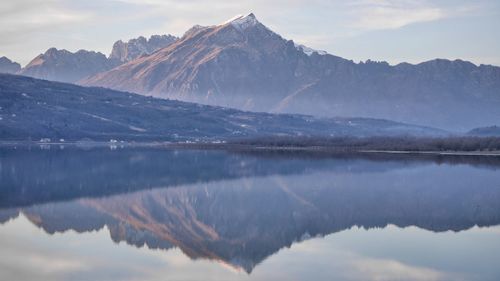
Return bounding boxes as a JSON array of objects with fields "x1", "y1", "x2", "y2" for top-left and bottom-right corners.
[
  {"x1": 0, "y1": 0, "x2": 91, "y2": 33},
  {"x1": 352, "y1": 257, "x2": 462, "y2": 281},
  {"x1": 348, "y1": 0, "x2": 446, "y2": 30},
  {"x1": 0, "y1": 0, "x2": 496, "y2": 66}
]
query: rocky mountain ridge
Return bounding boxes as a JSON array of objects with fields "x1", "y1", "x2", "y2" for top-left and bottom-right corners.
[
  {"x1": 19, "y1": 48, "x2": 119, "y2": 83},
  {"x1": 15, "y1": 34, "x2": 178, "y2": 83},
  {"x1": 81, "y1": 14, "x2": 500, "y2": 131},
  {"x1": 109, "y1": 34, "x2": 178, "y2": 62},
  {"x1": 3, "y1": 13, "x2": 499, "y2": 130}
]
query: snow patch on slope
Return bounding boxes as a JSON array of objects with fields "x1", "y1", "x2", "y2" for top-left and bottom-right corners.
[{"x1": 295, "y1": 43, "x2": 328, "y2": 56}]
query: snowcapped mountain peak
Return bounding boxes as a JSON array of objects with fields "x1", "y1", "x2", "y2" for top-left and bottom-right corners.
[{"x1": 224, "y1": 13, "x2": 259, "y2": 31}]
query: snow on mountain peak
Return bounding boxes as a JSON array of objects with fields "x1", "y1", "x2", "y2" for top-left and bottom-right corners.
[
  {"x1": 294, "y1": 43, "x2": 328, "y2": 56},
  {"x1": 224, "y1": 13, "x2": 259, "y2": 31}
]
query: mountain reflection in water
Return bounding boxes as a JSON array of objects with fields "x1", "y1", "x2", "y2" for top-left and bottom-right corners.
[{"x1": 1, "y1": 147, "x2": 500, "y2": 279}]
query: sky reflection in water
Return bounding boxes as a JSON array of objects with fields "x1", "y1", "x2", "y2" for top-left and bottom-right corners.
[{"x1": 0, "y1": 147, "x2": 499, "y2": 281}]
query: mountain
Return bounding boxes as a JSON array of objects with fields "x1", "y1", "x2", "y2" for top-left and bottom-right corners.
[
  {"x1": 0, "y1": 57, "x2": 21, "y2": 74},
  {"x1": 81, "y1": 13, "x2": 500, "y2": 131},
  {"x1": 19, "y1": 48, "x2": 120, "y2": 83},
  {"x1": 468, "y1": 125, "x2": 500, "y2": 136},
  {"x1": 0, "y1": 74, "x2": 444, "y2": 141},
  {"x1": 81, "y1": 13, "x2": 313, "y2": 109},
  {"x1": 17, "y1": 34, "x2": 177, "y2": 83},
  {"x1": 109, "y1": 34, "x2": 178, "y2": 63}
]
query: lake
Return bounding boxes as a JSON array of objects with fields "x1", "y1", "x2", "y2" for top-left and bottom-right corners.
[{"x1": 1, "y1": 146, "x2": 500, "y2": 281}]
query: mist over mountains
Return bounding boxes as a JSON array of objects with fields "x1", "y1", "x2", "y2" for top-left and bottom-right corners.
[{"x1": 1, "y1": 13, "x2": 499, "y2": 131}]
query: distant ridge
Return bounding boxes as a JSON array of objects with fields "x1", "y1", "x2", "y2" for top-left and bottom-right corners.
[
  {"x1": 0, "y1": 56, "x2": 21, "y2": 74},
  {"x1": 468, "y1": 125, "x2": 500, "y2": 136},
  {"x1": 19, "y1": 48, "x2": 119, "y2": 83},
  {"x1": 17, "y1": 34, "x2": 178, "y2": 83},
  {"x1": 0, "y1": 74, "x2": 445, "y2": 141}
]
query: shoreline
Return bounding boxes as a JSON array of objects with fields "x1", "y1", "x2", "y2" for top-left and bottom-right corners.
[{"x1": 1, "y1": 141, "x2": 500, "y2": 157}]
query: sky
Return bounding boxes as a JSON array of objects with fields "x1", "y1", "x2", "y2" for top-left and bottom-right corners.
[{"x1": 1, "y1": 0, "x2": 499, "y2": 67}]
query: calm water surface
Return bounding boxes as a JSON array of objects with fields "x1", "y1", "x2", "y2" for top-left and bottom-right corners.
[{"x1": 1, "y1": 147, "x2": 500, "y2": 281}]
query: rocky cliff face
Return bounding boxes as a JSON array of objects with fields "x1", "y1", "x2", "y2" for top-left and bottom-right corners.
[
  {"x1": 109, "y1": 34, "x2": 178, "y2": 63},
  {"x1": 81, "y1": 14, "x2": 500, "y2": 131},
  {"x1": 19, "y1": 48, "x2": 120, "y2": 83},
  {"x1": 0, "y1": 56, "x2": 21, "y2": 74}
]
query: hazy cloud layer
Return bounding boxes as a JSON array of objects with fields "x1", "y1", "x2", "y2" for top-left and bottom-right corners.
[
  {"x1": 349, "y1": 0, "x2": 447, "y2": 30},
  {"x1": 0, "y1": 0, "x2": 499, "y2": 66}
]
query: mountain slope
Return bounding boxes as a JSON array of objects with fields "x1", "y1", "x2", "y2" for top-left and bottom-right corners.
[
  {"x1": 468, "y1": 125, "x2": 500, "y2": 136},
  {"x1": 81, "y1": 14, "x2": 500, "y2": 131},
  {"x1": 0, "y1": 74, "x2": 444, "y2": 141},
  {"x1": 19, "y1": 48, "x2": 119, "y2": 83},
  {"x1": 0, "y1": 57, "x2": 21, "y2": 74}
]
